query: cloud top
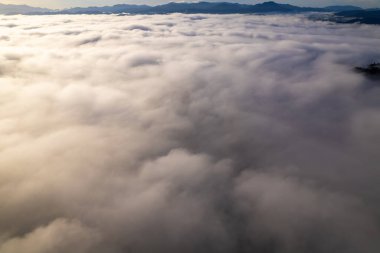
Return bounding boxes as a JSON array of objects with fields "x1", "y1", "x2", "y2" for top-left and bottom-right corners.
[{"x1": 0, "y1": 13, "x2": 379, "y2": 253}]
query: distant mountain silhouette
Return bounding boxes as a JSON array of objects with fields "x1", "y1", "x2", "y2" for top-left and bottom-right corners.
[
  {"x1": 0, "y1": 3, "x2": 51, "y2": 14},
  {"x1": 334, "y1": 9, "x2": 380, "y2": 24},
  {"x1": 2, "y1": 1, "x2": 378, "y2": 19},
  {"x1": 324, "y1": 5, "x2": 362, "y2": 12},
  {"x1": 26, "y1": 1, "x2": 365, "y2": 15},
  {"x1": 57, "y1": 4, "x2": 150, "y2": 14},
  {"x1": 48, "y1": 2, "x2": 318, "y2": 15}
]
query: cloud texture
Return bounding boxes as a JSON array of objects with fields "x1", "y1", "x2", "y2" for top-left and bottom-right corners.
[{"x1": 0, "y1": 13, "x2": 380, "y2": 253}]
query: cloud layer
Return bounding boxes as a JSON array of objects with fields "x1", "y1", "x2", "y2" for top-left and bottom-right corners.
[{"x1": 0, "y1": 14, "x2": 380, "y2": 253}]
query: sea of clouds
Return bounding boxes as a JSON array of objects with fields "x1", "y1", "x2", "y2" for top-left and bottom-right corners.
[{"x1": 0, "y1": 13, "x2": 379, "y2": 253}]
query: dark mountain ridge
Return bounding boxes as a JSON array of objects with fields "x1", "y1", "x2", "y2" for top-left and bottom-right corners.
[
  {"x1": 324, "y1": 5, "x2": 362, "y2": 12},
  {"x1": 0, "y1": 0, "x2": 377, "y2": 25},
  {"x1": 24, "y1": 1, "x2": 363, "y2": 15},
  {"x1": 0, "y1": 3, "x2": 51, "y2": 14},
  {"x1": 335, "y1": 9, "x2": 380, "y2": 24}
]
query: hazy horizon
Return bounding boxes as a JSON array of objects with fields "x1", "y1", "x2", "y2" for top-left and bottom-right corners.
[{"x1": 0, "y1": 0, "x2": 379, "y2": 10}]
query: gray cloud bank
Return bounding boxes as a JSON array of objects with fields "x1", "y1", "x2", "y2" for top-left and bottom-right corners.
[{"x1": 0, "y1": 14, "x2": 380, "y2": 253}]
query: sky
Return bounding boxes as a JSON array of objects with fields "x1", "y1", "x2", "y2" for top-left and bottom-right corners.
[
  {"x1": 1, "y1": 0, "x2": 380, "y2": 9},
  {"x1": 0, "y1": 13, "x2": 379, "y2": 253}
]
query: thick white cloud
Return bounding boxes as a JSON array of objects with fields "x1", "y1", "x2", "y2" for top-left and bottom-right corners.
[{"x1": 0, "y1": 13, "x2": 379, "y2": 253}]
